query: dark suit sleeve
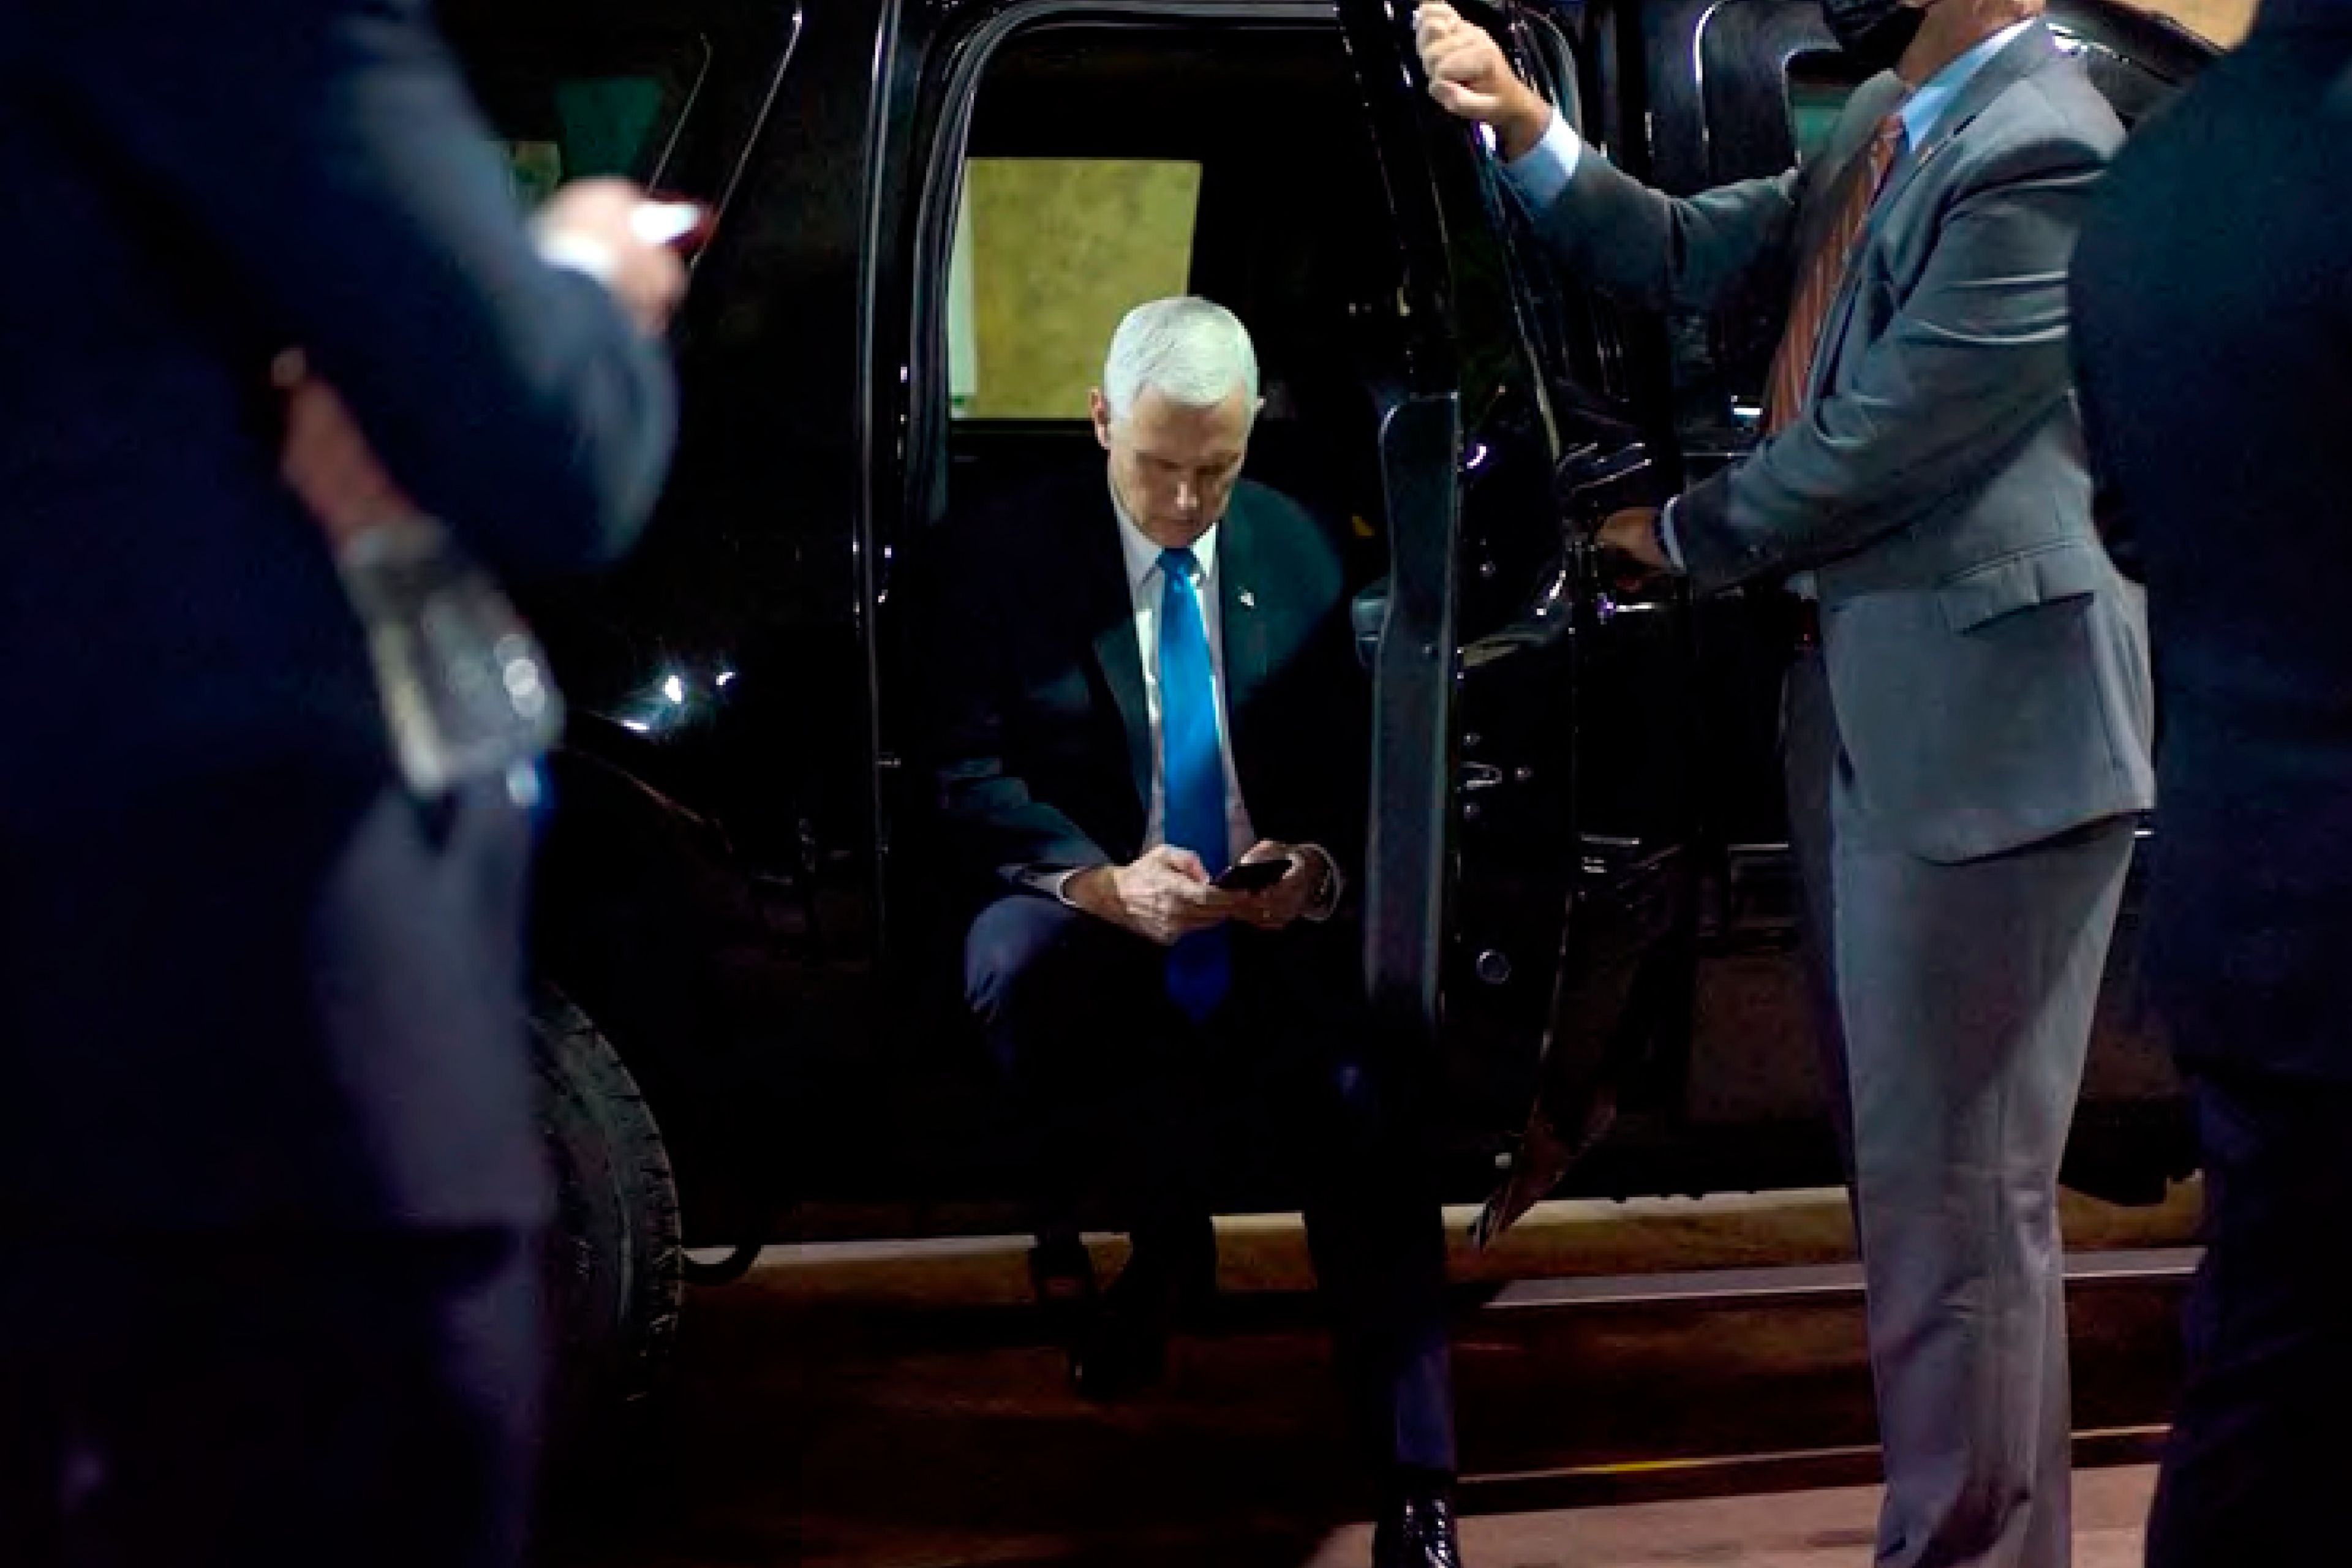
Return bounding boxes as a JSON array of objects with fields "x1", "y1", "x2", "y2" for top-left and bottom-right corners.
[
  {"x1": 1246, "y1": 487, "x2": 1370, "y2": 892},
  {"x1": 29, "y1": 0, "x2": 674, "y2": 578},
  {"x1": 919, "y1": 526, "x2": 1115, "y2": 891},
  {"x1": 1302, "y1": 602, "x2": 1370, "y2": 894}
]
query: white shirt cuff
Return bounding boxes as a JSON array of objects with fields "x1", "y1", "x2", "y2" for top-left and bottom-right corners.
[
  {"x1": 1658, "y1": 497, "x2": 1687, "y2": 573},
  {"x1": 1298, "y1": 845, "x2": 1345, "y2": 923},
  {"x1": 534, "y1": 228, "x2": 620, "y2": 285},
  {"x1": 1026, "y1": 867, "x2": 1084, "y2": 907},
  {"x1": 1502, "y1": 107, "x2": 1583, "y2": 209}
]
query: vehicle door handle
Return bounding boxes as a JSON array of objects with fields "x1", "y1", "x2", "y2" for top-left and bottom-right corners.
[
  {"x1": 1556, "y1": 440, "x2": 1654, "y2": 524},
  {"x1": 1569, "y1": 532, "x2": 1679, "y2": 623}
]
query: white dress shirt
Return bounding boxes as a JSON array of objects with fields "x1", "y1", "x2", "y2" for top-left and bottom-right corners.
[
  {"x1": 1044, "y1": 488, "x2": 1341, "y2": 920},
  {"x1": 1113, "y1": 494, "x2": 1258, "y2": 867},
  {"x1": 1501, "y1": 19, "x2": 2037, "y2": 576}
]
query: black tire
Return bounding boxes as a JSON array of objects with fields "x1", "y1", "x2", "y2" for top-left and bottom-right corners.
[{"x1": 530, "y1": 991, "x2": 684, "y2": 1478}]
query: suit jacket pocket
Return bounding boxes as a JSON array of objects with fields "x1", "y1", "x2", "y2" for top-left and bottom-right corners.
[
  {"x1": 1936, "y1": 537, "x2": 2111, "y2": 634},
  {"x1": 1823, "y1": 566, "x2": 2152, "y2": 864}
]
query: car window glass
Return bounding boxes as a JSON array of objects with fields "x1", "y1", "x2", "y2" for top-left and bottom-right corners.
[
  {"x1": 444, "y1": 22, "x2": 712, "y2": 207},
  {"x1": 948, "y1": 159, "x2": 1204, "y2": 421},
  {"x1": 1784, "y1": 51, "x2": 1867, "y2": 164},
  {"x1": 911, "y1": 19, "x2": 1410, "y2": 551},
  {"x1": 1776, "y1": 21, "x2": 2173, "y2": 168}
]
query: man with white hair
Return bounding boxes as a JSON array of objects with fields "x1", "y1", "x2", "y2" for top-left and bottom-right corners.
[{"x1": 927, "y1": 296, "x2": 1464, "y2": 1567}]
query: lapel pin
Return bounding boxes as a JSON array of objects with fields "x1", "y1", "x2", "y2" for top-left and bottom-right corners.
[{"x1": 1238, "y1": 589, "x2": 1256, "y2": 609}]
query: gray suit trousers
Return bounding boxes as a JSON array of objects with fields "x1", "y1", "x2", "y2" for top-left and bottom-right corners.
[{"x1": 1785, "y1": 649, "x2": 2133, "y2": 1568}]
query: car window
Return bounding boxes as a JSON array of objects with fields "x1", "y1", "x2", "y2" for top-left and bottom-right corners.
[
  {"x1": 443, "y1": 20, "x2": 714, "y2": 208},
  {"x1": 1784, "y1": 51, "x2": 1867, "y2": 164},
  {"x1": 1776, "y1": 21, "x2": 2176, "y2": 170},
  {"x1": 948, "y1": 158, "x2": 1204, "y2": 421},
  {"x1": 905, "y1": 17, "x2": 1412, "y2": 545},
  {"x1": 500, "y1": 74, "x2": 681, "y2": 201}
]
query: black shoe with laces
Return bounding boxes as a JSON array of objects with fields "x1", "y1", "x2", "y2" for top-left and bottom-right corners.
[{"x1": 1371, "y1": 1491, "x2": 1463, "y2": 1568}]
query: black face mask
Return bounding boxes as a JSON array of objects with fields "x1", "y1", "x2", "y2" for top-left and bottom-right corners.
[{"x1": 1820, "y1": 0, "x2": 1925, "y2": 76}]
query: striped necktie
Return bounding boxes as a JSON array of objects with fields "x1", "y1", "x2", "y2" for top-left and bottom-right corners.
[{"x1": 1763, "y1": 108, "x2": 1910, "y2": 435}]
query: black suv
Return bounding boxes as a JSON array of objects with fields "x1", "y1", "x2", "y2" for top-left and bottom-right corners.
[{"x1": 436, "y1": 0, "x2": 2215, "y2": 1450}]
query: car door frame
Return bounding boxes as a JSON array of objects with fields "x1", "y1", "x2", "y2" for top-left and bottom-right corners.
[
  {"x1": 1341, "y1": 0, "x2": 1730, "y2": 1222},
  {"x1": 876, "y1": 0, "x2": 1482, "y2": 1060}
]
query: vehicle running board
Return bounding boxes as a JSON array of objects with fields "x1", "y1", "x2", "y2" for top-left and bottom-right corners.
[{"x1": 1482, "y1": 1246, "x2": 2199, "y2": 1312}]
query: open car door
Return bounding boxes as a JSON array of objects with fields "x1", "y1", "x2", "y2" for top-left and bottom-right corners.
[
  {"x1": 1339, "y1": 0, "x2": 1710, "y2": 1240},
  {"x1": 1331, "y1": 0, "x2": 1466, "y2": 1090}
]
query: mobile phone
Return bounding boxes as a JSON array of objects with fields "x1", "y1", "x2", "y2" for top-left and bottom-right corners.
[
  {"x1": 630, "y1": 197, "x2": 714, "y2": 254},
  {"x1": 1213, "y1": 857, "x2": 1292, "y2": 894}
]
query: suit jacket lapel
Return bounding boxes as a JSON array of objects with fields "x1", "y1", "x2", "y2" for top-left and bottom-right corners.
[
  {"x1": 1085, "y1": 503, "x2": 1155, "y2": 819},
  {"x1": 1794, "y1": 74, "x2": 1907, "y2": 408},
  {"x1": 1809, "y1": 23, "x2": 2061, "y2": 405},
  {"x1": 1871, "y1": 21, "x2": 2059, "y2": 234},
  {"x1": 1795, "y1": 74, "x2": 1909, "y2": 263},
  {"x1": 1218, "y1": 496, "x2": 1272, "y2": 796}
]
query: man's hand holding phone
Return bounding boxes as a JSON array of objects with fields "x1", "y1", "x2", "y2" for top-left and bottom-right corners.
[
  {"x1": 532, "y1": 177, "x2": 698, "y2": 336},
  {"x1": 277, "y1": 177, "x2": 704, "y2": 560},
  {"x1": 1066, "y1": 845, "x2": 1242, "y2": 946},
  {"x1": 1068, "y1": 841, "x2": 1332, "y2": 943},
  {"x1": 1211, "y1": 856, "x2": 1291, "y2": 895},
  {"x1": 1224, "y1": 842, "x2": 1330, "y2": 931}
]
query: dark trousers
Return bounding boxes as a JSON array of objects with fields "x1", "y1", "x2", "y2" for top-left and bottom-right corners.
[
  {"x1": 0, "y1": 1231, "x2": 541, "y2": 1567},
  {"x1": 2146, "y1": 1064, "x2": 2352, "y2": 1567},
  {"x1": 965, "y1": 892, "x2": 1456, "y2": 1477},
  {"x1": 0, "y1": 775, "x2": 549, "y2": 1566}
]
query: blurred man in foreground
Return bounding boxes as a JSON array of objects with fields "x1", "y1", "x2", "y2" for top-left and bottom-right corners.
[
  {"x1": 0, "y1": 1, "x2": 678, "y2": 1561},
  {"x1": 2071, "y1": 2, "x2": 2352, "y2": 1561}
]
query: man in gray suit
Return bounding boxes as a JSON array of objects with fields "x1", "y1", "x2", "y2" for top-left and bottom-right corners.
[{"x1": 1420, "y1": 3, "x2": 2152, "y2": 1564}]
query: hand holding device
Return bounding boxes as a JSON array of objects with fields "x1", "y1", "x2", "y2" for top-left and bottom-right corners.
[{"x1": 1212, "y1": 857, "x2": 1293, "y2": 894}]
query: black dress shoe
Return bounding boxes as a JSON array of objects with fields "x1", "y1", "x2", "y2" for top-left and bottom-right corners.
[
  {"x1": 1069, "y1": 1223, "x2": 1216, "y2": 1402},
  {"x1": 1027, "y1": 1233, "x2": 1097, "y2": 1349},
  {"x1": 1372, "y1": 1493, "x2": 1463, "y2": 1568},
  {"x1": 1069, "y1": 1247, "x2": 1179, "y2": 1400}
]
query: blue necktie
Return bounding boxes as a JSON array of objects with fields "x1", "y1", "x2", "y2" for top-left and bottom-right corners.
[{"x1": 1158, "y1": 547, "x2": 1231, "y2": 1020}]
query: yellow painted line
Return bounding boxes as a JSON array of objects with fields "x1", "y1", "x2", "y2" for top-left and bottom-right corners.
[
  {"x1": 1472, "y1": 1444, "x2": 1878, "y2": 1485},
  {"x1": 1470, "y1": 1426, "x2": 2171, "y2": 1486}
]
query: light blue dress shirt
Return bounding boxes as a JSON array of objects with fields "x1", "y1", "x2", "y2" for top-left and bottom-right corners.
[{"x1": 1503, "y1": 20, "x2": 2035, "y2": 573}]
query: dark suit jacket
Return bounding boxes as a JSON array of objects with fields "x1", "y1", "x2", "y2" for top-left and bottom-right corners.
[
  {"x1": 0, "y1": 0, "x2": 674, "y2": 1226},
  {"x1": 2071, "y1": 0, "x2": 2352, "y2": 1080},
  {"x1": 926, "y1": 471, "x2": 1368, "y2": 913}
]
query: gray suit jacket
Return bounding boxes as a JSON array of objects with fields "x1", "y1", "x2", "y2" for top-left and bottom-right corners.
[{"x1": 1535, "y1": 23, "x2": 2154, "y2": 862}]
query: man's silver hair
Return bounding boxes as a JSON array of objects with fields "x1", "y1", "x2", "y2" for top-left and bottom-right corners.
[{"x1": 1101, "y1": 296, "x2": 1259, "y2": 424}]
